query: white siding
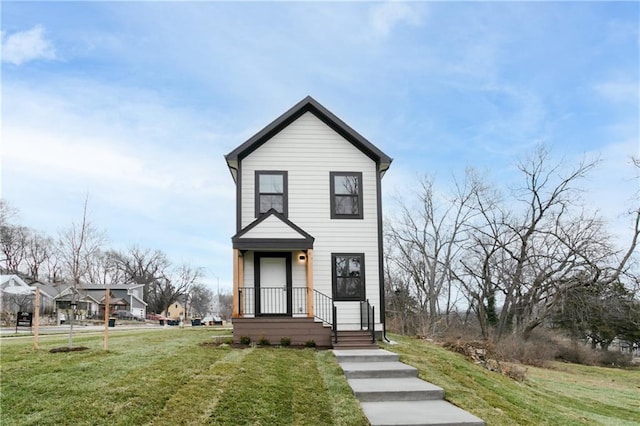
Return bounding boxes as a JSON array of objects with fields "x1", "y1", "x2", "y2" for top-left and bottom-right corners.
[
  {"x1": 241, "y1": 215, "x2": 305, "y2": 239},
  {"x1": 241, "y1": 252, "x2": 255, "y2": 318},
  {"x1": 239, "y1": 112, "x2": 382, "y2": 328},
  {"x1": 243, "y1": 252, "x2": 255, "y2": 288}
]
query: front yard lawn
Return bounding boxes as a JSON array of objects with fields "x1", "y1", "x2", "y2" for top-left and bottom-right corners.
[{"x1": 0, "y1": 329, "x2": 367, "y2": 426}]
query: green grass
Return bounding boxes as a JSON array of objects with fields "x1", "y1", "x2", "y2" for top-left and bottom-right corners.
[
  {"x1": 3, "y1": 330, "x2": 638, "y2": 426},
  {"x1": 0, "y1": 329, "x2": 365, "y2": 425},
  {"x1": 382, "y1": 333, "x2": 640, "y2": 425}
]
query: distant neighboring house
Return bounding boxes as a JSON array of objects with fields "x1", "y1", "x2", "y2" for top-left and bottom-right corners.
[
  {"x1": 29, "y1": 280, "x2": 61, "y2": 315},
  {"x1": 28, "y1": 282, "x2": 147, "y2": 322},
  {"x1": 55, "y1": 286, "x2": 101, "y2": 320},
  {"x1": 82, "y1": 284, "x2": 147, "y2": 320},
  {"x1": 225, "y1": 96, "x2": 392, "y2": 346},
  {"x1": 609, "y1": 338, "x2": 640, "y2": 357},
  {"x1": 165, "y1": 301, "x2": 185, "y2": 320}
]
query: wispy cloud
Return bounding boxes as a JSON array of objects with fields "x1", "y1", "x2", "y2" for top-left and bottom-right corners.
[
  {"x1": 594, "y1": 80, "x2": 639, "y2": 104},
  {"x1": 1, "y1": 25, "x2": 56, "y2": 65},
  {"x1": 369, "y1": 2, "x2": 422, "y2": 38}
]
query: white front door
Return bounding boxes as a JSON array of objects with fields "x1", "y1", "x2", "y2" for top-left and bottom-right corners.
[{"x1": 259, "y1": 257, "x2": 287, "y2": 314}]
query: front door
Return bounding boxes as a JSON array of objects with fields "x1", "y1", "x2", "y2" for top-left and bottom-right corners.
[{"x1": 255, "y1": 252, "x2": 292, "y2": 315}]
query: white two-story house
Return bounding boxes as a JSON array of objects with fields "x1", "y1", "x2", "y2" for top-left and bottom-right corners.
[{"x1": 225, "y1": 96, "x2": 392, "y2": 347}]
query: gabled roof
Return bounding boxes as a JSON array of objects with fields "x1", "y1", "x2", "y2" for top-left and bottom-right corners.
[
  {"x1": 56, "y1": 291, "x2": 101, "y2": 304},
  {"x1": 92, "y1": 290, "x2": 148, "y2": 307},
  {"x1": 0, "y1": 274, "x2": 33, "y2": 295},
  {"x1": 82, "y1": 283, "x2": 144, "y2": 291},
  {"x1": 225, "y1": 96, "x2": 392, "y2": 182},
  {"x1": 231, "y1": 209, "x2": 314, "y2": 250}
]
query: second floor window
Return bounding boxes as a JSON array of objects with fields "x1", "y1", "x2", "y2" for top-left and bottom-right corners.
[
  {"x1": 330, "y1": 171, "x2": 363, "y2": 219},
  {"x1": 255, "y1": 171, "x2": 288, "y2": 217}
]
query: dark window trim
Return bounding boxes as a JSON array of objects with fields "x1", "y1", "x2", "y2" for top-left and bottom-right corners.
[
  {"x1": 255, "y1": 170, "x2": 288, "y2": 218},
  {"x1": 331, "y1": 253, "x2": 365, "y2": 302},
  {"x1": 330, "y1": 171, "x2": 363, "y2": 219}
]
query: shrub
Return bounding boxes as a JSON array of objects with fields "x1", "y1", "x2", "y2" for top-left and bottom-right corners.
[
  {"x1": 304, "y1": 339, "x2": 316, "y2": 348},
  {"x1": 280, "y1": 337, "x2": 291, "y2": 347},
  {"x1": 494, "y1": 332, "x2": 559, "y2": 367},
  {"x1": 258, "y1": 336, "x2": 270, "y2": 346},
  {"x1": 556, "y1": 341, "x2": 600, "y2": 365},
  {"x1": 596, "y1": 350, "x2": 634, "y2": 368},
  {"x1": 239, "y1": 336, "x2": 251, "y2": 345}
]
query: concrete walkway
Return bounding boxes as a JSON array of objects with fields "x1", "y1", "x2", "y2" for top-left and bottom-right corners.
[{"x1": 334, "y1": 349, "x2": 485, "y2": 426}]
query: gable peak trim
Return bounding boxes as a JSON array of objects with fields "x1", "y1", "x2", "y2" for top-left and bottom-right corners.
[{"x1": 225, "y1": 96, "x2": 392, "y2": 167}]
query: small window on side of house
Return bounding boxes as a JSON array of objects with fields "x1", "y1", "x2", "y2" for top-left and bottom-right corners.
[
  {"x1": 255, "y1": 171, "x2": 288, "y2": 217},
  {"x1": 330, "y1": 172, "x2": 363, "y2": 219}
]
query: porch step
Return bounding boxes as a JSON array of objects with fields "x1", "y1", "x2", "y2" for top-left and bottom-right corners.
[{"x1": 333, "y1": 330, "x2": 378, "y2": 350}]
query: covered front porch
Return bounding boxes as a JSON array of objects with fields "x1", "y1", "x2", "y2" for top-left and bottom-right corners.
[
  {"x1": 230, "y1": 209, "x2": 376, "y2": 347},
  {"x1": 231, "y1": 245, "x2": 336, "y2": 345}
]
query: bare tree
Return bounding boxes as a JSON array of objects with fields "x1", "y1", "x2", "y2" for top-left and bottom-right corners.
[
  {"x1": 86, "y1": 250, "x2": 124, "y2": 285},
  {"x1": 111, "y1": 246, "x2": 170, "y2": 302},
  {"x1": 218, "y1": 293, "x2": 233, "y2": 321},
  {"x1": 24, "y1": 232, "x2": 55, "y2": 281},
  {"x1": 57, "y1": 196, "x2": 105, "y2": 348},
  {"x1": 0, "y1": 224, "x2": 29, "y2": 274},
  {"x1": 189, "y1": 283, "x2": 214, "y2": 318},
  {"x1": 386, "y1": 171, "x2": 480, "y2": 335},
  {"x1": 459, "y1": 147, "x2": 639, "y2": 341},
  {"x1": 147, "y1": 264, "x2": 202, "y2": 316}
]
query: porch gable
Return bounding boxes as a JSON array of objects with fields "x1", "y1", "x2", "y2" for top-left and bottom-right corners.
[{"x1": 231, "y1": 208, "x2": 314, "y2": 250}]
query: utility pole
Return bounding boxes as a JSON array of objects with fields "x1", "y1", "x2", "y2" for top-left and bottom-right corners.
[{"x1": 217, "y1": 275, "x2": 220, "y2": 317}]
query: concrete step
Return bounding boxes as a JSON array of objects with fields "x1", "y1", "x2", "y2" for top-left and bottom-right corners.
[
  {"x1": 360, "y1": 400, "x2": 485, "y2": 426},
  {"x1": 333, "y1": 342, "x2": 379, "y2": 350},
  {"x1": 348, "y1": 377, "x2": 445, "y2": 402},
  {"x1": 337, "y1": 330, "x2": 375, "y2": 338},
  {"x1": 333, "y1": 349, "x2": 399, "y2": 363},
  {"x1": 340, "y1": 361, "x2": 418, "y2": 379},
  {"x1": 335, "y1": 333, "x2": 377, "y2": 348}
]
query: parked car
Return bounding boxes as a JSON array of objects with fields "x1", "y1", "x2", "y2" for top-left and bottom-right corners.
[{"x1": 111, "y1": 311, "x2": 135, "y2": 320}]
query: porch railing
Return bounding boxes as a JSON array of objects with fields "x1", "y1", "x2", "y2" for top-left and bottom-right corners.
[
  {"x1": 238, "y1": 286, "x2": 307, "y2": 316},
  {"x1": 238, "y1": 286, "x2": 337, "y2": 342},
  {"x1": 313, "y1": 289, "x2": 336, "y2": 344},
  {"x1": 360, "y1": 299, "x2": 375, "y2": 343},
  {"x1": 312, "y1": 289, "x2": 333, "y2": 325}
]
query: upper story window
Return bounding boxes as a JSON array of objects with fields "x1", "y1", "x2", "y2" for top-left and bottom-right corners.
[
  {"x1": 255, "y1": 171, "x2": 288, "y2": 217},
  {"x1": 330, "y1": 172, "x2": 363, "y2": 219}
]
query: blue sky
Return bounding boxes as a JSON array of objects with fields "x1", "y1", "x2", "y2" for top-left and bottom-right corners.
[{"x1": 2, "y1": 1, "x2": 638, "y2": 293}]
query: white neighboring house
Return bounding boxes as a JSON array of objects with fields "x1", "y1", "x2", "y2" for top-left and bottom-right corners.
[
  {"x1": 225, "y1": 96, "x2": 392, "y2": 346},
  {"x1": 0, "y1": 275, "x2": 34, "y2": 315}
]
